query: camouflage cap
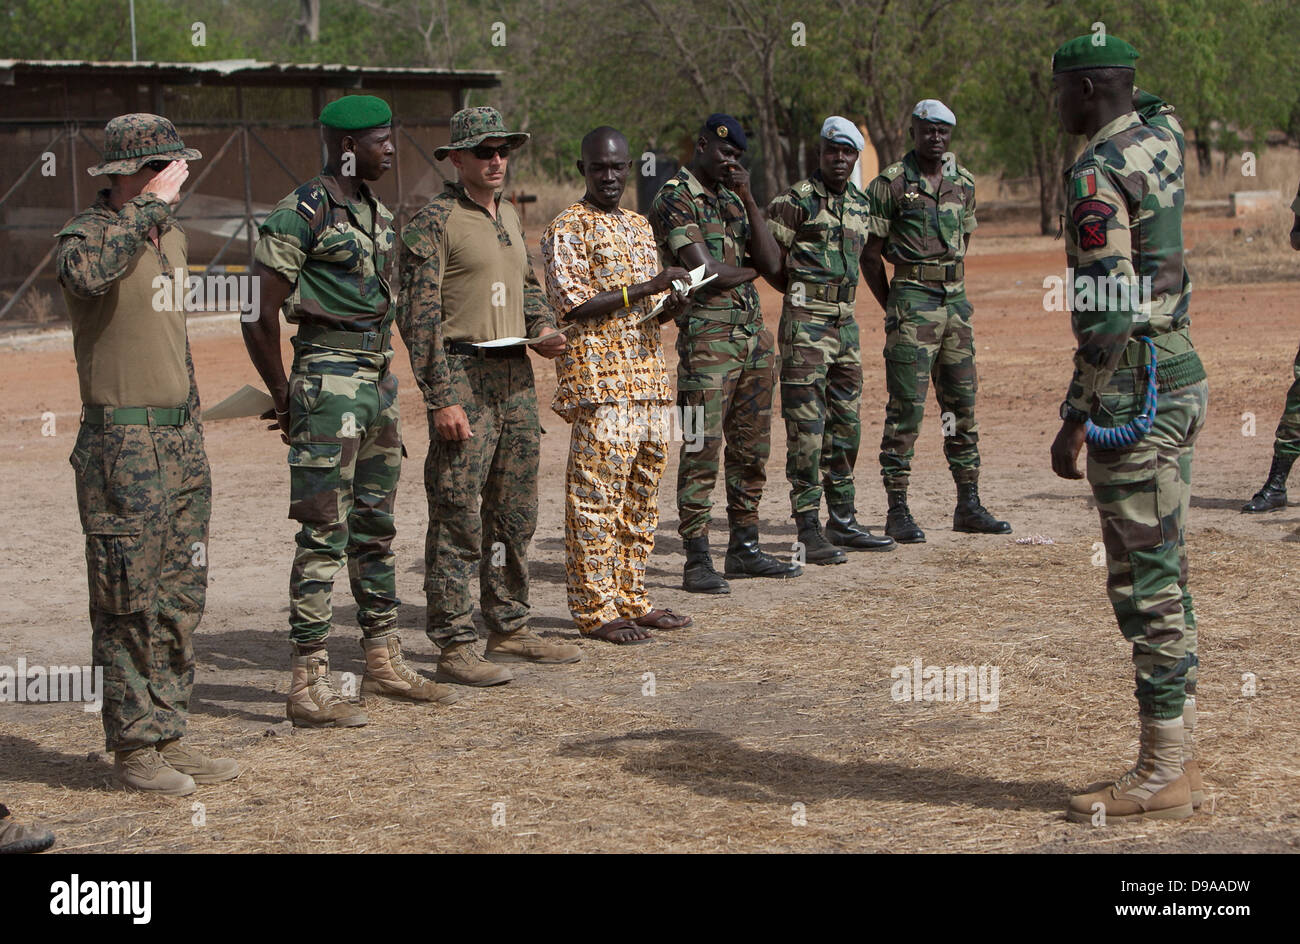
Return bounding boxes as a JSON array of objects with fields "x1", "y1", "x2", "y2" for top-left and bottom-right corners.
[
  {"x1": 434, "y1": 107, "x2": 529, "y2": 161},
  {"x1": 86, "y1": 113, "x2": 201, "y2": 177}
]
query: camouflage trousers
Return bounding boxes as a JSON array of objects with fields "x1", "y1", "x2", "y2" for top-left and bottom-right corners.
[
  {"x1": 71, "y1": 415, "x2": 210, "y2": 751},
  {"x1": 676, "y1": 315, "x2": 776, "y2": 538},
  {"x1": 879, "y1": 285, "x2": 980, "y2": 490},
  {"x1": 565, "y1": 403, "x2": 668, "y2": 631},
  {"x1": 1270, "y1": 340, "x2": 1300, "y2": 460},
  {"x1": 1088, "y1": 376, "x2": 1209, "y2": 719},
  {"x1": 286, "y1": 342, "x2": 402, "y2": 647},
  {"x1": 779, "y1": 298, "x2": 862, "y2": 514},
  {"x1": 425, "y1": 355, "x2": 539, "y2": 646}
]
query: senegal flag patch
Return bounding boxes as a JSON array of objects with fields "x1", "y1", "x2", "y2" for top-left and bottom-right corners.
[{"x1": 1072, "y1": 169, "x2": 1098, "y2": 199}]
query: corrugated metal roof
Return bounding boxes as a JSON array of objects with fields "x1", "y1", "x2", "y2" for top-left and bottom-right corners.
[{"x1": 0, "y1": 58, "x2": 501, "y2": 87}]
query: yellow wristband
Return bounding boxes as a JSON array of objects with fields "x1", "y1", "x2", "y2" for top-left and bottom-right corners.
[{"x1": 622, "y1": 286, "x2": 630, "y2": 309}]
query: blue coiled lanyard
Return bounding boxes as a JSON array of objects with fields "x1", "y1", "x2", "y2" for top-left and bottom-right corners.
[{"x1": 1085, "y1": 336, "x2": 1157, "y2": 449}]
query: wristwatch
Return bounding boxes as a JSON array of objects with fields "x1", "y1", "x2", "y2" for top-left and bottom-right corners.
[{"x1": 1059, "y1": 401, "x2": 1088, "y2": 424}]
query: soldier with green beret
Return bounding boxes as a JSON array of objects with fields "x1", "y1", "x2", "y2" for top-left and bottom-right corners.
[
  {"x1": 1048, "y1": 35, "x2": 1210, "y2": 823},
  {"x1": 861, "y1": 99, "x2": 1012, "y2": 545},
  {"x1": 765, "y1": 116, "x2": 895, "y2": 564},
  {"x1": 56, "y1": 113, "x2": 240, "y2": 793},
  {"x1": 1240, "y1": 178, "x2": 1300, "y2": 512},
  {"x1": 245, "y1": 94, "x2": 461, "y2": 728}
]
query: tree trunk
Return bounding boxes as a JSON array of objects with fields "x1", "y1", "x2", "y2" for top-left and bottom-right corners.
[{"x1": 298, "y1": 0, "x2": 321, "y2": 43}]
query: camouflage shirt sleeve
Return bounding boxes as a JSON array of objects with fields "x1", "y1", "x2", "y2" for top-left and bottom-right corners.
[
  {"x1": 56, "y1": 194, "x2": 172, "y2": 298},
  {"x1": 766, "y1": 189, "x2": 808, "y2": 251},
  {"x1": 865, "y1": 175, "x2": 895, "y2": 238},
  {"x1": 253, "y1": 204, "x2": 314, "y2": 285},
  {"x1": 1065, "y1": 160, "x2": 1138, "y2": 415},
  {"x1": 651, "y1": 186, "x2": 705, "y2": 257},
  {"x1": 523, "y1": 251, "x2": 558, "y2": 339},
  {"x1": 396, "y1": 207, "x2": 455, "y2": 410},
  {"x1": 961, "y1": 173, "x2": 978, "y2": 235}
]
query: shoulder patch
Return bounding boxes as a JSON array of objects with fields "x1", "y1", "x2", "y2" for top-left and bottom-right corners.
[
  {"x1": 955, "y1": 164, "x2": 976, "y2": 186},
  {"x1": 796, "y1": 181, "x2": 813, "y2": 196},
  {"x1": 292, "y1": 183, "x2": 326, "y2": 223},
  {"x1": 881, "y1": 162, "x2": 904, "y2": 181}
]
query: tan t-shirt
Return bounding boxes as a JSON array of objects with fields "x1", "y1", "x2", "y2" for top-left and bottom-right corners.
[
  {"x1": 56, "y1": 192, "x2": 189, "y2": 408},
  {"x1": 436, "y1": 196, "x2": 530, "y2": 342}
]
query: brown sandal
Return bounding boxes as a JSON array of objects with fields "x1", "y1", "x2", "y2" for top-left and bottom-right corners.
[
  {"x1": 633, "y1": 608, "x2": 693, "y2": 630},
  {"x1": 585, "y1": 618, "x2": 654, "y2": 645}
]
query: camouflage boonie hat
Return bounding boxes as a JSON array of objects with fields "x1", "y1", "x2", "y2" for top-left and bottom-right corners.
[
  {"x1": 86, "y1": 113, "x2": 202, "y2": 177},
  {"x1": 433, "y1": 106, "x2": 529, "y2": 161}
]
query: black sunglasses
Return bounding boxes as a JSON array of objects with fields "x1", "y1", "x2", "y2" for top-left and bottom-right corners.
[
  {"x1": 144, "y1": 159, "x2": 173, "y2": 172},
  {"x1": 469, "y1": 144, "x2": 512, "y2": 160}
]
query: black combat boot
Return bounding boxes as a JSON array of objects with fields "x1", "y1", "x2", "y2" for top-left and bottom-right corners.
[
  {"x1": 795, "y1": 510, "x2": 847, "y2": 565},
  {"x1": 1242, "y1": 455, "x2": 1294, "y2": 513},
  {"x1": 683, "y1": 535, "x2": 730, "y2": 594},
  {"x1": 826, "y1": 503, "x2": 897, "y2": 551},
  {"x1": 724, "y1": 523, "x2": 803, "y2": 579},
  {"x1": 885, "y1": 489, "x2": 926, "y2": 544},
  {"x1": 952, "y1": 481, "x2": 1012, "y2": 534}
]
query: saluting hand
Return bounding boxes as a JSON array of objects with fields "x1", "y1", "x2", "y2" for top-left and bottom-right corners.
[{"x1": 143, "y1": 160, "x2": 190, "y2": 207}]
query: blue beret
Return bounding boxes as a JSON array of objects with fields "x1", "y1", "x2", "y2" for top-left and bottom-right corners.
[
  {"x1": 704, "y1": 113, "x2": 747, "y2": 151},
  {"x1": 319, "y1": 95, "x2": 393, "y2": 131}
]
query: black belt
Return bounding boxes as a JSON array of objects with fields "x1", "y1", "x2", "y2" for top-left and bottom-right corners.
[
  {"x1": 297, "y1": 323, "x2": 391, "y2": 352},
  {"x1": 82, "y1": 405, "x2": 188, "y2": 426},
  {"x1": 446, "y1": 341, "x2": 526, "y2": 360}
]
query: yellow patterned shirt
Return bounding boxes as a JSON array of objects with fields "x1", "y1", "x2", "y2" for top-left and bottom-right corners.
[{"x1": 540, "y1": 200, "x2": 672, "y2": 421}]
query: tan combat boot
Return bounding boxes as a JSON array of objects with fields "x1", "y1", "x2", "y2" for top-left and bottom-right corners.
[
  {"x1": 361, "y1": 634, "x2": 463, "y2": 705},
  {"x1": 485, "y1": 628, "x2": 582, "y2": 664},
  {"x1": 436, "y1": 641, "x2": 514, "y2": 686},
  {"x1": 1068, "y1": 715, "x2": 1193, "y2": 823},
  {"x1": 1184, "y1": 694, "x2": 1204, "y2": 809},
  {"x1": 286, "y1": 650, "x2": 368, "y2": 728},
  {"x1": 114, "y1": 746, "x2": 196, "y2": 796},
  {"x1": 158, "y1": 738, "x2": 242, "y2": 784}
]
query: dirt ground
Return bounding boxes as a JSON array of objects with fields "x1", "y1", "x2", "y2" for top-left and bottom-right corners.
[{"x1": 1, "y1": 210, "x2": 1297, "y2": 854}]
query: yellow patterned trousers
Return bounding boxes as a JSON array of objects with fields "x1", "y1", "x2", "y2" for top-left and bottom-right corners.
[{"x1": 565, "y1": 402, "x2": 669, "y2": 631}]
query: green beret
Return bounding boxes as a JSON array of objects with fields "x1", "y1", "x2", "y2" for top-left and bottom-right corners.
[
  {"x1": 1052, "y1": 34, "x2": 1139, "y2": 73},
  {"x1": 319, "y1": 95, "x2": 393, "y2": 131}
]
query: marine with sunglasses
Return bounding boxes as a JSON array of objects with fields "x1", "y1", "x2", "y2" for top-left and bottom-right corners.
[{"x1": 396, "y1": 107, "x2": 579, "y2": 688}]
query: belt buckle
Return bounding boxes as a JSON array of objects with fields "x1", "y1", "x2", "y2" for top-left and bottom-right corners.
[{"x1": 361, "y1": 330, "x2": 378, "y2": 351}]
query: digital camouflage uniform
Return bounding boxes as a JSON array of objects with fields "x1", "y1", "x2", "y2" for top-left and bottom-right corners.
[
  {"x1": 255, "y1": 174, "x2": 402, "y2": 648},
  {"x1": 866, "y1": 152, "x2": 980, "y2": 490},
  {"x1": 57, "y1": 189, "x2": 211, "y2": 752},
  {"x1": 649, "y1": 167, "x2": 774, "y2": 538},
  {"x1": 397, "y1": 181, "x2": 556, "y2": 647},
  {"x1": 1062, "y1": 92, "x2": 1208, "y2": 720},
  {"x1": 767, "y1": 170, "x2": 871, "y2": 513}
]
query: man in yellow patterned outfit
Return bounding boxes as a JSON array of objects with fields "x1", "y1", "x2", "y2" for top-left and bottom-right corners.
[{"x1": 541, "y1": 127, "x2": 692, "y2": 644}]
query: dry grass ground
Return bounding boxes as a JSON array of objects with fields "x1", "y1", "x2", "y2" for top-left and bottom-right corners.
[{"x1": 1, "y1": 198, "x2": 1297, "y2": 855}]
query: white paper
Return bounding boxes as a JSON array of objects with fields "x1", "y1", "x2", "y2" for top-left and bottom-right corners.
[
  {"x1": 472, "y1": 329, "x2": 564, "y2": 348},
  {"x1": 642, "y1": 264, "x2": 719, "y2": 322}
]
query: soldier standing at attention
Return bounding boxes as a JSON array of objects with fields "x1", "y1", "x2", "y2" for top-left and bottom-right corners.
[
  {"x1": 541, "y1": 126, "x2": 693, "y2": 644},
  {"x1": 861, "y1": 100, "x2": 1011, "y2": 543},
  {"x1": 650, "y1": 114, "x2": 802, "y2": 593},
  {"x1": 246, "y1": 95, "x2": 460, "y2": 729},
  {"x1": 1241, "y1": 179, "x2": 1300, "y2": 512},
  {"x1": 57, "y1": 114, "x2": 240, "y2": 793},
  {"x1": 766, "y1": 116, "x2": 897, "y2": 564},
  {"x1": 1049, "y1": 36, "x2": 1209, "y2": 823},
  {"x1": 397, "y1": 107, "x2": 580, "y2": 685}
]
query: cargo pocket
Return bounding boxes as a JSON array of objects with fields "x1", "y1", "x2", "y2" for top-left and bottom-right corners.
[
  {"x1": 883, "y1": 342, "x2": 919, "y2": 401},
  {"x1": 1094, "y1": 388, "x2": 1144, "y2": 430},
  {"x1": 287, "y1": 442, "x2": 342, "y2": 523},
  {"x1": 84, "y1": 512, "x2": 157, "y2": 615}
]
